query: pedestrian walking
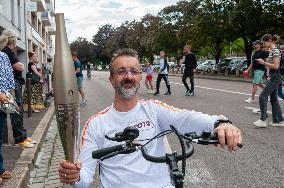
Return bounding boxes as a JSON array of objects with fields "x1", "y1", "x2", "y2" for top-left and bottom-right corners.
[
  {"x1": 0, "y1": 30, "x2": 36, "y2": 148},
  {"x1": 144, "y1": 61, "x2": 154, "y2": 93},
  {"x1": 72, "y1": 52, "x2": 87, "y2": 106},
  {"x1": 182, "y1": 45, "x2": 197, "y2": 96},
  {"x1": 153, "y1": 50, "x2": 171, "y2": 95},
  {"x1": 253, "y1": 34, "x2": 284, "y2": 128},
  {"x1": 0, "y1": 51, "x2": 15, "y2": 182},
  {"x1": 244, "y1": 40, "x2": 268, "y2": 103},
  {"x1": 86, "y1": 62, "x2": 91, "y2": 80}
]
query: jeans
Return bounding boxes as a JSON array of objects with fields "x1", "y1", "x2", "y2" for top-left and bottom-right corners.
[
  {"x1": 156, "y1": 74, "x2": 171, "y2": 93},
  {"x1": 5, "y1": 80, "x2": 27, "y2": 143},
  {"x1": 182, "y1": 69, "x2": 194, "y2": 92},
  {"x1": 278, "y1": 83, "x2": 284, "y2": 100},
  {"x1": 259, "y1": 73, "x2": 284, "y2": 122},
  {"x1": 0, "y1": 111, "x2": 7, "y2": 174}
]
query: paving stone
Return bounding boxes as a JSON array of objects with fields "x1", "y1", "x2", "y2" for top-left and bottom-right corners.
[
  {"x1": 31, "y1": 177, "x2": 46, "y2": 184},
  {"x1": 35, "y1": 171, "x2": 48, "y2": 178},
  {"x1": 29, "y1": 183, "x2": 45, "y2": 188},
  {"x1": 45, "y1": 178, "x2": 62, "y2": 185},
  {"x1": 47, "y1": 174, "x2": 60, "y2": 181}
]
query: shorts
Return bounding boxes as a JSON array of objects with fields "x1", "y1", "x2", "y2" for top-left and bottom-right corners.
[
  {"x1": 146, "y1": 75, "x2": 153, "y2": 81},
  {"x1": 77, "y1": 76, "x2": 83, "y2": 89},
  {"x1": 253, "y1": 70, "x2": 264, "y2": 84}
]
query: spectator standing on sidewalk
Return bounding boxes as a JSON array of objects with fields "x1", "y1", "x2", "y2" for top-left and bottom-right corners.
[
  {"x1": 244, "y1": 40, "x2": 268, "y2": 103},
  {"x1": 23, "y1": 52, "x2": 44, "y2": 114},
  {"x1": 0, "y1": 51, "x2": 15, "y2": 182},
  {"x1": 72, "y1": 52, "x2": 87, "y2": 106},
  {"x1": 277, "y1": 47, "x2": 284, "y2": 100},
  {"x1": 182, "y1": 45, "x2": 197, "y2": 96},
  {"x1": 145, "y1": 61, "x2": 154, "y2": 93},
  {"x1": 153, "y1": 50, "x2": 171, "y2": 95},
  {"x1": 253, "y1": 34, "x2": 284, "y2": 128},
  {"x1": 0, "y1": 30, "x2": 35, "y2": 148}
]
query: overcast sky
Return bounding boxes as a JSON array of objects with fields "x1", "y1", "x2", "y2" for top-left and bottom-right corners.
[{"x1": 56, "y1": 0, "x2": 180, "y2": 42}]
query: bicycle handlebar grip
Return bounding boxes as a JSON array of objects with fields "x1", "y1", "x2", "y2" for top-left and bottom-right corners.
[
  {"x1": 92, "y1": 144, "x2": 124, "y2": 159},
  {"x1": 141, "y1": 141, "x2": 194, "y2": 163}
]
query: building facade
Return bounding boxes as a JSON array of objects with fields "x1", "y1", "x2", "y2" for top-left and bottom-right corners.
[{"x1": 0, "y1": 0, "x2": 55, "y2": 73}]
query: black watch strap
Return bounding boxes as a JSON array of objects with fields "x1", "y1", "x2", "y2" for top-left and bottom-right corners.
[{"x1": 214, "y1": 119, "x2": 232, "y2": 129}]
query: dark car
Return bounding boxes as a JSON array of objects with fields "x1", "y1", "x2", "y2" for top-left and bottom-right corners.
[{"x1": 217, "y1": 58, "x2": 232, "y2": 73}]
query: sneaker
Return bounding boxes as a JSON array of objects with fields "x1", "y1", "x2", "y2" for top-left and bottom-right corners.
[
  {"x1": 25, "y1": 137, "x2": 37, "y2": 144},
  {"x1": 80, "y1": 98, "x2": 87, "y2": 106},
  {"x1": 187, "y1": 91, "x2": 194, "y2": 96},
  {"x1": 15, "y1": 141, "x2": 34, "y2": 148},
  {"x1": 245, "y1": 97, "x2": 255, "y2": 103},
  {"x1": 164, "y1": 91, "x2": 171, "y2": 95},
  {"x1": 153, "y1": 92, "x2": 160, "y2": 96},
  {"x1": 269, "y1": 121, "x2": 284, "y2": 127},
  {"x1": 146, "y1": 90, "x2": 152, "y2": 94},
  {"x1": 185, "y1": 90, "x2": 190, "y2": 96},
  {"x1": 253, "y1": 119, "x2": 267, "y2": 128}
]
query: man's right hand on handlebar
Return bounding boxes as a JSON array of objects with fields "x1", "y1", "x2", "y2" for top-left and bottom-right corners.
[{"x1": 58, "y1": 160, "x2": 81, "y2": 184}]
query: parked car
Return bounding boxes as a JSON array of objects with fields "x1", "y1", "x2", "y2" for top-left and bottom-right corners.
[
  {"x1": 98, "y1": 65, "x2": 103, "y2": 71},
  {"x1": 152, "y1": 64, "x2": 160, "y2": 72},
  {"x1": 196, "y1": 60, "x2": 216, "y2": 73},
  {"x1": 226, "y1": 58, "x2": 247, "y2": 74},
  {"x1": 217, "y1": 58, "x2": 232, "y2": 73}
]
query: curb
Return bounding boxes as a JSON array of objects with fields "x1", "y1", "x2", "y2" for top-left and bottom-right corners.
[
  {"x1": 2, "y1": 102, "x2": 55, "y2": 188},
  {"x1": 168, "y1": 73, "x2": 252, "y2": 83}
]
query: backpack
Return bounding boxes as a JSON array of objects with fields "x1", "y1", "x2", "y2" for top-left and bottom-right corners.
[{"x1": 280, "y1": 53, "x2": 284, "y2": 75}]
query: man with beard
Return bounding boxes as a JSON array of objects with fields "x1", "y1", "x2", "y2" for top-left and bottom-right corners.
[{"x1": 58, "y1": 49, "x2": 242, "y2": 188}]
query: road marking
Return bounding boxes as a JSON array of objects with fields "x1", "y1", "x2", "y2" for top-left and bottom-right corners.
[
  {"x1": 244, "y1": 106, "x2": 273, "y2": 115},
  {"x1": 163, "y1": 136, "x2": 172, "y2": 153},
  {"x1": 170, "y1": 82, "x2": 257, "y2": 97}
]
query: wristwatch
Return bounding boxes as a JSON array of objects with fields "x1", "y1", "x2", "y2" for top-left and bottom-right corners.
[{"x1": 214, "y1": 115, "x2": 232, "y2": 129}]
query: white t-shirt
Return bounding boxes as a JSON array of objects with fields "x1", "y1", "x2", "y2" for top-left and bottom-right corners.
[{"x1": 74, "y1": 99, "x2": 220, "y2": 188}]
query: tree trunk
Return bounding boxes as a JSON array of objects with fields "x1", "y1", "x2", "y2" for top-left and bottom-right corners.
[{"x1": 243, "y1": 37, "x2": 253, "y2": 67}]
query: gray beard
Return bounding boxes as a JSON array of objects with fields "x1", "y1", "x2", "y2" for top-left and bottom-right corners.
[{"x1": 116, "y1": 83, "x2": 140, "y2": 98}]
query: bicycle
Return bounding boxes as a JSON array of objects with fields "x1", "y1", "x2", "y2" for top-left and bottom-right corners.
[{"x1": 92, "y1": 125, "x2": 243, "y2": 188}]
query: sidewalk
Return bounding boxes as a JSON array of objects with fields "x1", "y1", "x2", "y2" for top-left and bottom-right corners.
[{"x1": 1, "y1": 102, "x2": 54, "y2": 188}]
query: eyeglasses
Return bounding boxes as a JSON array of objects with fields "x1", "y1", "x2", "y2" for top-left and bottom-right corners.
[{"x1": 113, "y1": 68, "x2": 142, "y2": 76}]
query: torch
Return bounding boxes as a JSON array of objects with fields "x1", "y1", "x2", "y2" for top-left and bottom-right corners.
[{"x1": 53, "y1": 13, "x2": 80, "y2": 162}]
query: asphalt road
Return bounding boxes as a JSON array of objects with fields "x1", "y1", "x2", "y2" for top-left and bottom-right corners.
[{"x1": 79, "y1": 71, "x2": 284, "y2": 188}]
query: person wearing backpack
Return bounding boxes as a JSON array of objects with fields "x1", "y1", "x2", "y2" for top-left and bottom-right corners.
[
  {"x1": 253, "y1": 34, "x2": 284, "y2": 128},
  {"x1": 244, "y1": 40, "x2": 269, "y2": 103}
]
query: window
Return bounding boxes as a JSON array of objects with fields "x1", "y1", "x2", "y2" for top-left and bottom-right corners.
[{"x1": 31, "y1": 12, "x2": 37, "y2": 29}]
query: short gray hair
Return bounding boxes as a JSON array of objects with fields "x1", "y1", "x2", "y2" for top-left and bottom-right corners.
[
  {"x1": 0, "y1": 30, "x2": 17, "y2": 50},
  {"x1": 110, "y1": 48, "x2": 139, "y2": 74}
]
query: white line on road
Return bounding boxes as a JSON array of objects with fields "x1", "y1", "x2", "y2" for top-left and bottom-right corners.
[{"x1": 170, "y1": 82, "x2": 257, "y2": 97}]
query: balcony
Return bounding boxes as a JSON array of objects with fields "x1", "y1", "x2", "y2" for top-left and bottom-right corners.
[
  {"x1": 41, "y1": 12, "x2": 51, "y2": 26},
  {"x1": 31, "y1": 0, "x2": 46, "y2": 12},
  {"x1": 47, "y1": 26, "x2": 55, "y2": 35}
]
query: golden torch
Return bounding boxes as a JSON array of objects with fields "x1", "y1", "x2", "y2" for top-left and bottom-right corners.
[{"x1": 53, "y1": 13, "x2": 79, "y2": 162}]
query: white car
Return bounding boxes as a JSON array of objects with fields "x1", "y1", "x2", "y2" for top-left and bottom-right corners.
[{"x1": 196, "y1": 60, "x2": 216, "y2": 73}]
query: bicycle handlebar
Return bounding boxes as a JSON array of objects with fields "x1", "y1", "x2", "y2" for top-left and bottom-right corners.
[
  {"x1": 141, "y1": 140, "x2": 194, "y2": 163},
  {"x1": 92, "y1": 144, "x2": 124, "y2": 159}
]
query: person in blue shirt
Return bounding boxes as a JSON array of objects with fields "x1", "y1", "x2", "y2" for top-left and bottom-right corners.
[
  {"x1": 0, "y1": 51, "x2": 15, "y2": 181},
  {"x1": 153, "y1": 50, "x2": 171, "y2": 95},
  {"x1": 72, "y1": 52, "x2": 87, "y2": 106}
]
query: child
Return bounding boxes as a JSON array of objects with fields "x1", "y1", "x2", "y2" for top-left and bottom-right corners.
[{"x1": 145, "y1": 61, "x2": 154, "y2": 93}]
